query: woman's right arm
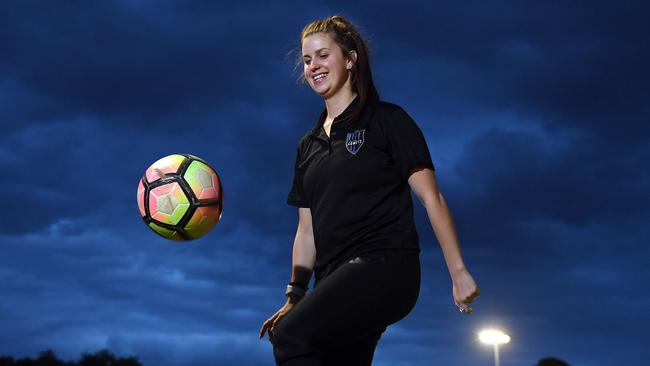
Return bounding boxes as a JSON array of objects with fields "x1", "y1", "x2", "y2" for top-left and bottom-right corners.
[{"x1": 288, "y1": 207, "x2": 316, "y2": 302}]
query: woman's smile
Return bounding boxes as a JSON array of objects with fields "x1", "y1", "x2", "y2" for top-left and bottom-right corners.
[{"x1": 313, "y1": 72, "x2": 328, "y2": 83}]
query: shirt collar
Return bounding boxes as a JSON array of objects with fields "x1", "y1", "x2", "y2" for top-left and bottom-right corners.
[{"x1": 309, "y1": 95, "x2": 361, "y2": 136}]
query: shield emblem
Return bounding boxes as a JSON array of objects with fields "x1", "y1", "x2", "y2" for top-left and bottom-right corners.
[{"x1": 345, "y1": 129, "x2": 366, "y2": 155}]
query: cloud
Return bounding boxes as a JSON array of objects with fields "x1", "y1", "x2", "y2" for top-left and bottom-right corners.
[{"x1": 2, "y1": 1, "x2": 649, "y2": 365}]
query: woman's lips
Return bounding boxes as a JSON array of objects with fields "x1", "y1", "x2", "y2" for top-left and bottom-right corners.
[{"x1": 313, "y1": 73, "x2": 327, "y2": 84}]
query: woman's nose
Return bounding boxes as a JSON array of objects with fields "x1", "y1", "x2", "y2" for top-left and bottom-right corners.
[{"x1": 309, "y1": 60, "x2": 321, "y2": 72}]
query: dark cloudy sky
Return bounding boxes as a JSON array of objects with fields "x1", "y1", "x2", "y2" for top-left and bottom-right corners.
[{"x1": 1, "y1": 1, "x2": 648, "y2": 365}]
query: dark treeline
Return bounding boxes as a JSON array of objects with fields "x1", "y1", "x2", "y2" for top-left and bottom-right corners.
[
  {"x1": 537, "y1": 358, "x2": 570, "y2": 366},
  {"x1": 0, "y1": 349, "x2": 141, "y2": 366}
]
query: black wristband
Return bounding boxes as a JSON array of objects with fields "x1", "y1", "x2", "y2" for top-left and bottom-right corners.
[
  {"x1": 286, "y1": 284, "x2": 306, "y2": 299},
  {"x1": 289, "y1": 281, "x2": 308, "y2": 290}
]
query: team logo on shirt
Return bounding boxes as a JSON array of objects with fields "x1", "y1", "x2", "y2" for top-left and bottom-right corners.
[{"x1": 345, "y1": 129, "x2": 366, "y2": 155}]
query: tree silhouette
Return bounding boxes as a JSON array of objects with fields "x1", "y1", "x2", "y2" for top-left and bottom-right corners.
[
  {"x1": 0, "y1": 349, "x2": 140, "y2": 366},
  {"x1": 35, "y1": 350, "x2": 68, "y2": 366},
  {"x1": 0, "y1": 356, "x2": 16, "y2": 366},
  {"x1": 78, "y1": 350, "x2": 139, "y2": 366},
  {"x1": 537, "y1": 357, "x2": 570, "y2": 366}
]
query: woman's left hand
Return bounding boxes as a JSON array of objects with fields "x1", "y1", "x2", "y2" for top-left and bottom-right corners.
[{"x1": 451, "y1": 268, "x2": 480, "y2": 314}]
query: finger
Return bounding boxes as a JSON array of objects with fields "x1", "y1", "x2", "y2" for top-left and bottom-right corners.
[
  {"x1": 466, "y1": 288, "x2": 481, "y2": 303},
  {"x1": 272, "y1": 314, "x2": 285, "y2": 328},
  {"x1": 260, "y1": 319, "x2": 273, "y2": 338},
  {"x1": 460, "y1": 288, "x2": 478, "y2": 303},
  {"x1": 270, "y1": 318, "x2": 279, "y2": 329},
  {"x1": 271, "y1": 320, "x2": 280, "y2": 331},
  {"x1": 455, "y1": 301, "x2": 472, "y2": 314}
]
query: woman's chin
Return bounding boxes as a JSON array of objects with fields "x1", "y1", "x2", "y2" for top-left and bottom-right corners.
[{"x1": 314, "y1": 87, "x2": 330, "y2": 97}]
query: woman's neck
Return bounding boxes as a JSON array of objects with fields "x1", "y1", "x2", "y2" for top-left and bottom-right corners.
[{"x1": 324, "y1": 89, "x2": 358, "y2": 122}]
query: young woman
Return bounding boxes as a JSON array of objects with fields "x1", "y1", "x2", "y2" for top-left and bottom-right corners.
[{"x1": 259, "y1": 15, "x2": 480, "y2": 365}]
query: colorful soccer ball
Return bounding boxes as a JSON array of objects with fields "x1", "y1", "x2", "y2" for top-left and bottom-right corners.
[{"x1": 137, "y1": 154, "x2": 223, "y2": 241}]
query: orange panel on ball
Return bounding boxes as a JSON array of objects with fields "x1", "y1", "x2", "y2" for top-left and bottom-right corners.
[{"x1": 184, "y1": 205, "x2": 222, "y2": 239}]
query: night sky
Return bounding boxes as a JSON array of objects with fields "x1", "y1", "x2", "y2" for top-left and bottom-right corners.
[{"x1": 1, "y1": 1, "x2": 648, "y2": 365}]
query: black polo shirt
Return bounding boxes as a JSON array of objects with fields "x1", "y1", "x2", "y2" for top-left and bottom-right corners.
[{"x1": 287, "y1": 95, "x2": 435, "y2": 284}]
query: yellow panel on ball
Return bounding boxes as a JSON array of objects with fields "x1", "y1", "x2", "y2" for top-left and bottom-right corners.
[
  {"x1": 184, "y1": 160, "x2": 221, "y2": 200},
  {"x1": 148, "y1": 222, "x2": 184, "y2": 241}
]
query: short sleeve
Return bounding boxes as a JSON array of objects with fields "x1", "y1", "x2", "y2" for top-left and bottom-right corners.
[
  {"x1": 385, "y1": 107, "x2": 435, "y2": 181},
  {"x1": 287, "y1": 142, "x2": 310, "y2": 208}
]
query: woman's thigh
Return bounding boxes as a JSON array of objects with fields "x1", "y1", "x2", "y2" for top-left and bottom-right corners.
[
  {"x1": 275, "y1": 251, "x2": 421, "y2": 353},
  {"x1": 320, "y1": 326, "x2": 385, "y2": 366}
]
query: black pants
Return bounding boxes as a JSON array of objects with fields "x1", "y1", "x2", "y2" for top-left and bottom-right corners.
[{"x1": 272, "y1": 249, "x2": 421, "y2": 365}]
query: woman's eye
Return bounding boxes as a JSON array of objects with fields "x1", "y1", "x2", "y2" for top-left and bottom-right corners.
[{"x1": 320, "y1": 54, "x2": 328, "y2": 58}]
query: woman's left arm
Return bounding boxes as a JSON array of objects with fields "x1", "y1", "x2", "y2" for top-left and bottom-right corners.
[{"x1": 408, "y1": 166, "x2": 481, "y2": 313}]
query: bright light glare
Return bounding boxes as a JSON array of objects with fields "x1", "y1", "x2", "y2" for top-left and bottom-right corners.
[{"x1": 478, "y1": 329, "x2": 511, "y2": 345}]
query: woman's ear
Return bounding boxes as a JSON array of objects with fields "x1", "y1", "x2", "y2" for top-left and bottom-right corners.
[{"x1": 346, "y1": 50, "x2": 358, "y2": 70}]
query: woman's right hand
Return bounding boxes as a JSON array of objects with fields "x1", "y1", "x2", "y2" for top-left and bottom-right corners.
[{"x1": 259, "y1": 298, "x2": 298, "y2": 341}]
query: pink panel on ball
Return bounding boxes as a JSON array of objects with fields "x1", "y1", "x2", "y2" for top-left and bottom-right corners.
[
  {"x1": 196, "y1": 173, "x2": 220, "y2": 200},
  {"x1": 212, "y1": 174, "x2": 221, "y2": 196},
  {"x1": 145, "y1": 154, "x2": 186, "y2": 183},
  {"x1": 137, "y1": 180, "x2": 146, "y2": 217},
  {"x1": 198, "y1": 172, "x2": 220, "y2": 200}
]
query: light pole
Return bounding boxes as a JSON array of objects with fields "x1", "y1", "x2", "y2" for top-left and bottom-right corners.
[{"x1": 479, "y1": 329, "x2": 510, "y2": 366}]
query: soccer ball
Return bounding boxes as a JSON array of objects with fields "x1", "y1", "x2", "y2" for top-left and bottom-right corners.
[{"x1": 136, "y1": 154, "x2": 223, "y2": 241}]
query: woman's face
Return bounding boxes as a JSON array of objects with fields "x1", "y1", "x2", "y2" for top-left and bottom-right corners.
[{"x1": 301, "y1": 32, "x2": 354, "y2": 99}]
